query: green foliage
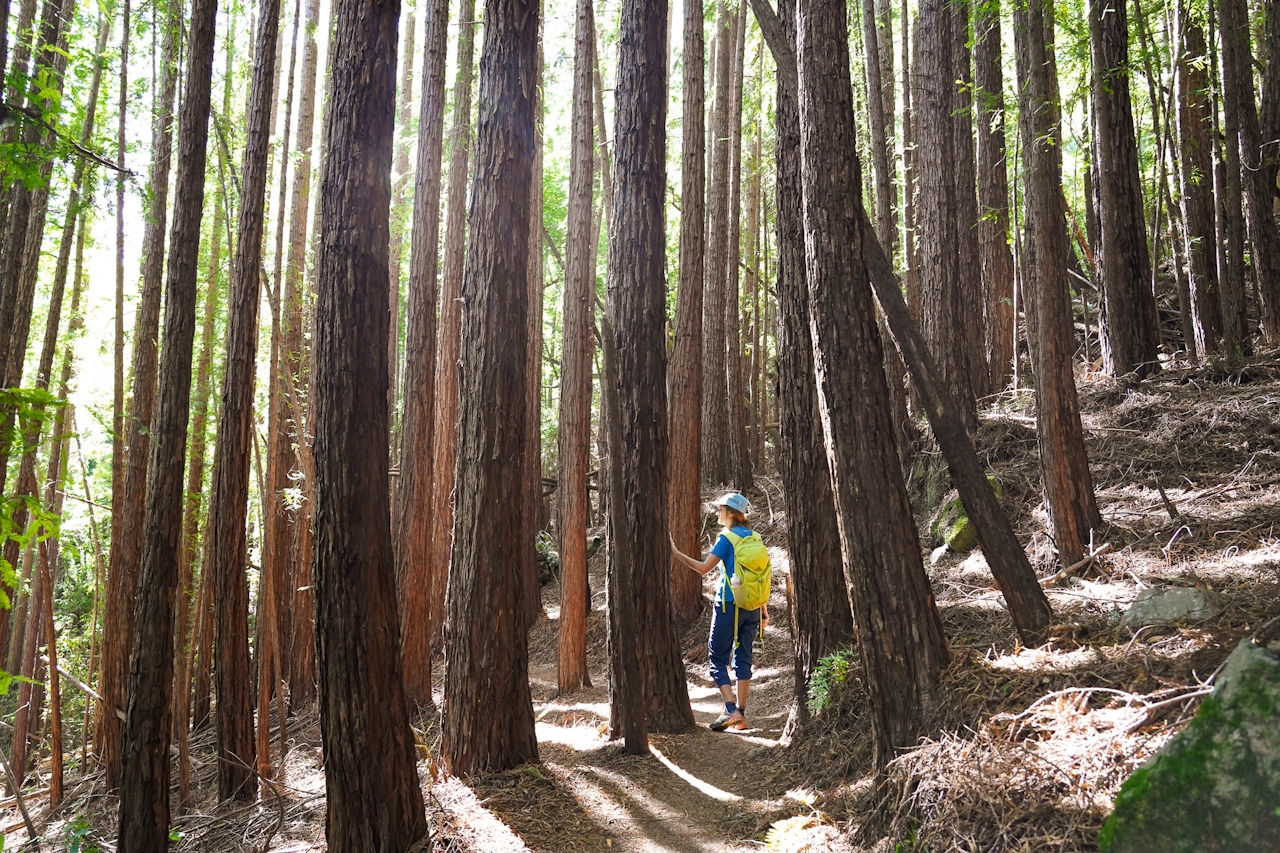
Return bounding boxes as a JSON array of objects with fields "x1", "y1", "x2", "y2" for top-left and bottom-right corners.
[
  {"x1": 66, "y1": 817, "x2": 98, "y2": 853},
  {"x1": 807, "y1": 648, "x2": 856, "y2": 715}
]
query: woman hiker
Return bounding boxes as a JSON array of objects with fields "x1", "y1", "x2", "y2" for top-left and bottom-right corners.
[{"x1": 669, "y1": 492, "x2": 769, "y2": 732}]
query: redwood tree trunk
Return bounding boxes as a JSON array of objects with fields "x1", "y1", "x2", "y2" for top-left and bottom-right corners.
[
  {"x1": 771, "y1": 0, "x2": 855, "y2": 725},
  {"x1": 557, "y1": 0, "x2": 598, "y2": 694},
  {"x1": 1015, "y1": 0, "x2": 1102, "y2": 570},
  {"x1": 311, "y1": 0, "x2": 429, "y2": 842},
  {"x1": 606, "y1": 0, "x2": 695, "y2": 736},
  {"x1": 116, "y1": 0, "x2": 218, "y2": 840},
  {"x1": 668, "y1": 0, "x2": 705, "y2": 628},
  {"x1": 207, "y1": 0, "x2": 281, "y2": 801},
  {"x1": 1090, "y1": 0, "x2": 1161, "y2": 377},
  {"x1": 395, "y1": 0, "x2": 450, "y2": 710},
  {"x1": 795, "y1": 0, "x2": 950, "y2": 767},
  {"x1": 441, "y1": 0, "x2": 541, "y2": 777}
]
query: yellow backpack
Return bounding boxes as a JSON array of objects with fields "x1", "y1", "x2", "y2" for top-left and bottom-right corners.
[{"x1": 722, "y1": 529, "x2": 772, "y2": 612}]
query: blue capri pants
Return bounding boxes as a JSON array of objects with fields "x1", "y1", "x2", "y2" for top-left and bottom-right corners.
[{"x1": 707, "y1": 604, "x2": 761, "y2": 686}]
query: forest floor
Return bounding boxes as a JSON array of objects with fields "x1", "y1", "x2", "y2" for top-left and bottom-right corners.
[{"x1": 8, "y1": 355, "x2": 1280, "y2": 852}]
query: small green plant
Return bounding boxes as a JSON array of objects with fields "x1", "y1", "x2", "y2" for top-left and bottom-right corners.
[
  {"x1": 807, "y1": 648, "x2": 856, "y2": 714},
  {"x1": 66, "y1": 817, "x2": 96, "y2": 853}
]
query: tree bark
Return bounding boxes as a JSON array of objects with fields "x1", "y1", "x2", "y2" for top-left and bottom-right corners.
[
  {"x1": 1209, "y1": 0, "x2": 1249, "y2": 357},
  {"x1": 425, "y1": 0, "x2": 478, "y2": 655},
  {"x1": 668, "y1": 0, "x2": 706, "y2": 628},
  {"x1": 795, "y1": 0, "x2": 950, "y2": 768},
  {"x1": 441, "y1": 0, "x2": 541, "y2": 777},
  {"x1": 1090, "y1": 0, "x2": 1161, "y2": 377},
  {"x1": 312, "y1": 0, "x2": 430, "y2": 843},
  {"x1": 725, "y1": 1, "x2": 752, "y2": 490},
  {"x1": 388, "y1": 5, "x2": 417, "y2": 434},
  {"x1": 116, "y1": 0, "x2": 218, "y2": 840},
  {"x1": 1175, "y1": 15, "x2": 1224, "y2": 356},
  {"x1": 558, "y1": 0, "x2": 598, "y2": 694},
  {"x1": 395, "y1": 0, "x2": 450, "y2": 711},
  {"x1": 1220, "y1": 0, "x2": 1280, "y2": 342},
  {"x1": 1015, "y1": 0, "x2": 1102, "y2": 570},
  {"x1": 952, "y1": 1, "x2": 985, "y2": 399},
  {"x1": 701, "y1": 1, "x2": 733, "y2": 485},
  {"x1": 771, "y1": 0, "x2": 855, "y2": 725},
  {"x1": 607, "y1": 0, "x2": 694, "y2": 736},
  {"x1": 97, "y1": 0, "x2": 181, "y2": 789},
  {"x1": 975, "y1": 0, "x2": 1016, "y2": 393},
  {"x1": 207, "y1": 0, "x2": 282, "y2": 801}
]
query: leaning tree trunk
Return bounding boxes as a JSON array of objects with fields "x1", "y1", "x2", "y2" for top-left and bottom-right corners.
[
  {"x1": 115, "y1": 0, "x2": 218, "y2": 840},
  {"x1": 311, "y1": 0, "x2": 430, "y2": 843},
  {"x1": 207, "y1": 0, "x2": 282, "y2": 801},
  {"x1": 96, "y1": 0, "x2": 181, "y2": 789},
  {"x1": 557, "y1": 0, "x2": 598, "y2": 694},
  {"x1": 1176, "y1": 16, "x2": 1224, "y2": 356},
  {"x1": 607, "y1": 0, "x2": 695, "y2": 736},
  {"x1": 764, "y1": 0, "x2": 856, "y2": 727},
  {"x1": 395, "y1": 0, "x2": 450, "y2": 710},
  {"x1": 1090, "y1": 0, "x2": 1161, "y2": 377},
  {"x1": 794, "y1": 0, "x2": 950, "y2": 768},
  {"x1": 441, "y1": 0, "x2": 541, "y2": 777},
  {"x1": 1015, "y1": 0, "x2": 1102, "y2": 570},
  {"x1": 668, "y1": 0, "x2": 706, "y2": 628}
]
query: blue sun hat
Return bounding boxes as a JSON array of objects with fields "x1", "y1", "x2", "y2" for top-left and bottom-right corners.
[{"x1": 711, "y1": 492, "x2": 750, "y2": 516}]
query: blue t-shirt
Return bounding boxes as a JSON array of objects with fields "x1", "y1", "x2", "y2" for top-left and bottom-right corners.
[{"x1": 712, "y1": 525, "x2": 753, "y2": 605}]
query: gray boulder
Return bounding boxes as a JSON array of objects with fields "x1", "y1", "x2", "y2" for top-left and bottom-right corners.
[
  {"x1": 1119, "y1": 587, "x2": 1220, "y2": 631},
  {"x1": 1098, "y1": 637, "x2": 1280, "y2": 851}
]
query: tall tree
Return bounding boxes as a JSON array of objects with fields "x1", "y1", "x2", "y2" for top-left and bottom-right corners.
[
  {"x1": 974, "y1": 0, "x2": 1016, "y2": 392},
  {"x1": 1175, "y1": 14, "x2": 1224, "y2": 356},
  {"x1": 557, "y1": 0, "x2": 598, "y2": 694},
  {"x1": 1219, "y1": 0, "x2": 1280, "y2": 342},
  {"x1": 311, "y1": 0, "x2": 430, "y2": 842},
  {"x1": 425, "y1": 0, "x2": 478, "y2": 655},
  {"x1": 668, "y1": 0, "x2": 705, "y2": 627},
  {"x1": 206, "y1": 0, "x2": 282, "y2": 801},
  {"x1": 758, "y1": 0, "x2": 856, "y2": 725},
  {"x1": 701, "y1": 0, "x2": 733, "y2": 484},
  {"x1": 1090, "y1": 0, "x2": 1161, "y2": 377},
  {"x1": 395, "y1": 0, "x2": 451, "y2": 710},
  {"x1": 1209, "y1": 0, "x2": 1249, "y2": 356},
  {"x1": 96, "y1": 0, "x2": 182, "y2": 788},
  {"x1": 724, "y1": 1, "x2": 753, "y2": 490},
  {"x1": 951, "y1": 0, "x2": 985, "y2": 398},
  {"x1": 116, "y1": 0, "x2": 219, "y2": 840},
  {"x1": 388, "y1": 3, "x2": 417, "y2": 429},
  {"x1": 795, "y1": 0, "x2": 950, "y2": 766},
  {"x1": 441, "y1": 0, "x2": 541, "y2": 777},
  {"x1": 1015, "y1": 0, "x2": 1102, "y2": 569},
  {"x1": 606, "y1": 0, "x2": 694, "y2": 736}
]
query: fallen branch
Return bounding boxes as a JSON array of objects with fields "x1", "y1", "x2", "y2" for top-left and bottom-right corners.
[{"x1": 1042, "y1": 543, "x2": 1113, "y2": 587}]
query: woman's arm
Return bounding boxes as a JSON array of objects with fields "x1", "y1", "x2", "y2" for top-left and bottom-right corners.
[{"x1": 669, "y1": 534, "x2": 722, "y2": 576}]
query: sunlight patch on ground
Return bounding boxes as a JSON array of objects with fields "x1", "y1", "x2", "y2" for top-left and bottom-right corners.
[
  {"x1": 433, "y1": 776, "x2": 530, "y2": 852},
  {"x1": 649, "y1": 743, "x2": 743, "y2": 802},
  {"x1": 987, "y1": 645, "x2": 1105, "y2": 674},
  {"x1": 536, "y1": 720, "x2": 609, "y2": 751},
  {"x1": 577, "y1": 765, "x2": 728, "y2": 852}
]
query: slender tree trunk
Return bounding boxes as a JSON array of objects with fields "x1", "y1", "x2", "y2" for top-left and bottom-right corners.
[
  {"x1": 116, "y1": 0, "x2": 219, "y2": 839},
  {"x1": 395, "y1": 0, "x2": 450, "y2": 711},
  {"x1": 668, "y1": 0, "x2": 705, "y2": 628},
  {"x1": 1014, "y1": 0, "x2": 1102, "y2": 570},
  {"x1": 770, "y1": 0, "x2": 855, "y2": 725},
  {"x1": 1209, "y1": 0, "x2": 1249, "y2": 356},
  {"x1": 1176, "y1": 14, "x2": 1224, "y2": 356},
  {"x1": 312, "y1": 0, "x2": 430, "y2": 841},
  {"x1": 558, "y1": 0, "x2": 598, "y2": 694},
  {"x1": 108, "y1": 4, "x2": 128, "y2": 730},
  {"x1": 952, "y1": 0, "x2": 985, "y2": 399},
  {"x1": 425, "y1": 0, "x2": 477, "y2": 654},
  {"x1": 725, "y1": 1, "x2": 752, "y2": 490},
  {"x1": 1090, "y1": 0, "x2": 1161, "y2": 377},
  {"x1": 97, "y1": 0, "x2": 180, "y2": 788},
  {"x1": 284, "y1": 0, "x2": 324, "y2": 709},
  {"x1": 1220, "y1": 0, "x2": 1280, "y2": 341},
  {"x1": 442, "y1": 0, "x2": 541, "y2": 777},
  {"x1": 794, "y1": 0, "x2": 950, "y2": 768},
  {"x1": 975, "y1": 0, "x2": 1016, "y2": 392},
  {"x1": 606, "y1": 0, "x2": 694, "y2": 736},
  {"x1": 388, "y1": 4, "x2": 417, "y2": 440},
  {"x1": 701, "y1": 0, "x2": 733, "y2": 484},
  {"x1": 207, "y1": 0, "x2": 281, "y2": 801}
]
